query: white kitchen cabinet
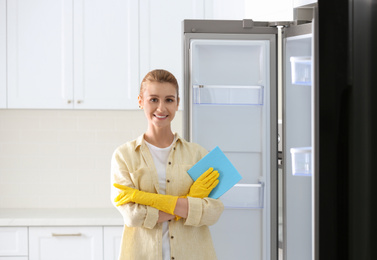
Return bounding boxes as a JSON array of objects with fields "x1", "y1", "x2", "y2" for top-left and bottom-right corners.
[
  {"x1": 0, "y1": 227, "x2": 28, "y2": 257},
  {"x1": 0, "y1": 0, "x2": 7, "y2": 108},
  {"x1": 7, "y1": 0, "x2": 74, "y2": 109},
  {"x1": 139, "y1": 0, "x2": 205, "y2": 107},
  {"x1": 29, "y1": 226, "x2": 103, "y2": 260},
  {"x1": 104, "y1": 226, "x2": 123, "y2": 260},
  {"x1": 204, "y1": 0, "x2": 246, "y2": 20},
  {"x1": 7, "y1": 0, "x2": 139, "y2": 109},
  {"x1": 73, "y1": 0, "x2": 139, "y2": 109}
]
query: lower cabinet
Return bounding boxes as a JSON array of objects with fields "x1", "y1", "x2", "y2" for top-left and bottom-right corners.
[
  {"x1": 104, "y1": 226, "x2": 124, "y2": 260},
  {"x1": 0, "y1": 256, "x2": 28, "y2": 260},
  {"x1": 0, "y1": 227, "x2": 28, "y2": 259},
  {"x1": 29, "y1": 227, "x2": 103, "y2": 260},
  {"x1": 0, "y1": 226, "x2": 124, "y2": 260}
]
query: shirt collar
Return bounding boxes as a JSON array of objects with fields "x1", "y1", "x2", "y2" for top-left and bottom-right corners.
[{"x1": 134, "y1": 132, "x2": 182, "y2": 151}]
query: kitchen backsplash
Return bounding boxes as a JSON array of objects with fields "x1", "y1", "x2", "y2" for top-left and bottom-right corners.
[{"x1": 0, "y1": 110, "x2": 183, "y2": 209}]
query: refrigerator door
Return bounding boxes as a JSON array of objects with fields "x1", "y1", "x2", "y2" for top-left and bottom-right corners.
[
  {"x1": 282, "y1": 22, "x2": 314, "y2": 260},
  {"x1": 183, "y1": 20, "x2": 278, "y2": 260}
]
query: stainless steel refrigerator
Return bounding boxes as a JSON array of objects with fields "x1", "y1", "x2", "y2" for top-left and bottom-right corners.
[{"x1": 182, "y1": 6, "x2": 318, "y2": 260}]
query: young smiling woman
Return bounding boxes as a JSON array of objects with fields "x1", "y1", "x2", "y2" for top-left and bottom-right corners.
[
  {"x1": 138, "y1": 80, "x2": 179, "y2": 148},
  {"x1": 111, "y1": 69, "x2": 224, "y2": 260}
]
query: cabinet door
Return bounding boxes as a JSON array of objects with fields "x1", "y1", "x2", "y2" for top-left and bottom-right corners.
[
  {"x1": 139, "y1": 0, "x2": 205, "y2": 107},
  {"x1": 29, "y1": 227, "x2": 103, "y2": 260},
  {"x1": 0, "y1": 227, "x2": 28, "y2": 256},
  {"x1": 0, "y1": 0, "x2": 7, "y2": 108},
  {"x1": 7, "y1": 0, "x2": 74, "y2": 109},
  {"x1": 104, "y1": 226, "x2": 123, "y2": 260},
  {"x1": 73, "y1": 0, "x2": 139, "y2": 109}
]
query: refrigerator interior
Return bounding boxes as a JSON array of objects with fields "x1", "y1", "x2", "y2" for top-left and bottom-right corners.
[
  {"x1": 283, "y1": 31, "x2": 313, "y2": 260},
  {"x1": 188, "y1": 37, "x2": 276, "y2": 260}
]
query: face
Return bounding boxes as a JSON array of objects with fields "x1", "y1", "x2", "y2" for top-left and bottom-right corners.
[{"x1": 138, "y1": 81, "x2": 179, "y2": 130}]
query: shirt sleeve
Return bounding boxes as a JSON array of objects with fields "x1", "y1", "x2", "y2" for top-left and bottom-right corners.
[
  {"x1": 111, "y1": 148, "x2": 159, "y2": 229},
  {"x1": 184, "y1": 196, "x2": 224, "y2": 227}
]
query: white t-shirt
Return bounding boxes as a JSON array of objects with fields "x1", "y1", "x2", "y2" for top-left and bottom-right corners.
[{"x1": 145, "y1": 139, "x2": 174, "y2": 260}]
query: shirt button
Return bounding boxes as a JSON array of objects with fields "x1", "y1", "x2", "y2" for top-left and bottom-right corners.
[
  {"x1": 173, "y1": 147, "x2": 176, "y2": 150},
  {"x1": 167, "y1": 179, "x2": 170, "y2": 183},
  {"x1": 171, "y1": 257, "x2": 175, "y2": 260},
  {"x1": 168, "y1": 162, "x2": 172, "y2": 165},
  {"x1": 170, "y1": 236, "x2": 174, "y2": 239}
]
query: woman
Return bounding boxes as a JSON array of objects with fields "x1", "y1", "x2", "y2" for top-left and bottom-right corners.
[{"x1": 111, "y1": 69, "x2": 224, "y2": 260}]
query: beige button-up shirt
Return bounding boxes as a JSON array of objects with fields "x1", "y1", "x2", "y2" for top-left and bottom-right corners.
[{"x1": 111, "y1": 134, "x2": 224, "y2": 260}]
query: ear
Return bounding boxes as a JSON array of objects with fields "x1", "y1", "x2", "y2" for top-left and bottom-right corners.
[
  {"x1": 176, "y1": 97, "x2": 180, "y2": 110},
  {"x1": 138, "y1": 95, "x2": 143, "y2": 108}
]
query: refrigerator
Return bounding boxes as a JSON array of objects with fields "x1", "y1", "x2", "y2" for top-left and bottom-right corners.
[{"x1": 182, "y1": 6, "x2": 318, "y2": 260}]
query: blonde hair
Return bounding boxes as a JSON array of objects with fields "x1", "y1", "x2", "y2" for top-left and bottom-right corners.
[{"x1": 139, "y1": 69, "x2": 179, "y2": 98}]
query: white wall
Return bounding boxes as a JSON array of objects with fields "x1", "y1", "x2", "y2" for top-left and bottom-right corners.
[
  {"x1": 0, "y1": 110, "x2": 183, "y2": 208},
  {"x1": 245, "y1": 0, "x2": 293, "y2": 21}
]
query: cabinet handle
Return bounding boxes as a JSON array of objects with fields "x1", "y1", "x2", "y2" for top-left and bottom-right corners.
[
  {"x1": 67, "y1": 100, "x2": 72, "y2": 104},
  {"x1": 77, "y1": 100, "x2": 83, "y2": 104},
  {"x1": 52, "y1": 233, "x2": 82, "y2": 237}
]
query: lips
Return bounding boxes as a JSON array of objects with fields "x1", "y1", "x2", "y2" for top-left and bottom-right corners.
[{"x1": 154, "y1": 114, "x2": 168, "y2": 119}]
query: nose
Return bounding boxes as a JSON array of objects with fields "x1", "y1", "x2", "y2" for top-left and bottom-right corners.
[{"x1": 157, "y1": 101, "x2": 165, "y2": 112}]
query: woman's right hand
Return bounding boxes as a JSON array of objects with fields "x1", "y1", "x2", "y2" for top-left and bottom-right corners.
[{"x1": 187, "y1": 167, "x2": 219, "y2": 198}]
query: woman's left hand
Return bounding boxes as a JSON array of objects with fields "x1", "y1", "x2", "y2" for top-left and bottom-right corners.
[
  {"x1": 113, "y1": 183, "x2": 138, "y2": 206},
  {"x1": 113, "y1": 183, "x2": 178, "y2": 215}
]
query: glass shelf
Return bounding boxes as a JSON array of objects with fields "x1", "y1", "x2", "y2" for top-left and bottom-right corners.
[
  {"x1": 220, "y1": 183, "x2": 264, "y2": 209},
  {"x1": 193, "y1": 85, "x2": 264, "y2": 105}
]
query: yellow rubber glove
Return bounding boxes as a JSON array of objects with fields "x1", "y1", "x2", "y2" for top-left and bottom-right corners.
[
  {"x1": 187, "y1": 167, "x2": 220, "y2": 198},
  {"x1": 175, "y1": 167, "x2": 220, "y2": 221},
  {"x1": 113, "y1": 183, "x2": 178, "y2": 215}
]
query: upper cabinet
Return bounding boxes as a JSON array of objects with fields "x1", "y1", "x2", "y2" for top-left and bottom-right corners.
[
  {"x1": 7, "y1": 0, "x2": 74, "y2": 109},
  {"x1": 7, "y1": 0, "x2": 139, "y2": 109},
  {"x1": 73, "y1": 0, "x2": 139, "y2": 109},
  {"x1": 139, "y1": 0, "x2": 205, "y2": 108},
  {"x1": 0, "y1": 0, "x2": 6, "y2": 108},
  {"x1": 4, "y1": 0, "x2": 294, "y2": 110}
]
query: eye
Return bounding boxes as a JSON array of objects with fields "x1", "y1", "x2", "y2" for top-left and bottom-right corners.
[
  {"x1": 166, "y1": 98, "x2": 175, "y2": 103},
  {"x1": 150, "y1": 98, "x2": 158, "y2": 103}
]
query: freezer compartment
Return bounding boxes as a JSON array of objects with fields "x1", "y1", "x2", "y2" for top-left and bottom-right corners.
[
  {"x1": 220, "y1": 184, "x2": 264, "y2": 209},
  {"x1": 290, "y1": 147, "x2": 312, "y2": 176},
  {"x1": 193, "y1": 85, "x2": 264, "y2": 105}
]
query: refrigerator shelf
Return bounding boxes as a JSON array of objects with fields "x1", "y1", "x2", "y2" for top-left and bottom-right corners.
[
  {"x1": 193, "y1": 85, "x2": 264, "y2": 105},
  {"x1": 290, "y1": 147, "x2": 312, "y2": 176},
  {"x1": 220, "y1": 183, "x2": 264, "y2": 209},
  {"x1": 290, "y1": 56, "x2": 312, "y2": 86}
]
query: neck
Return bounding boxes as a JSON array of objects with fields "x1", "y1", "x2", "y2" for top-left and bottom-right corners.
[{"x1": 144, "y1": 127, "x2": 175, "y2": 148}]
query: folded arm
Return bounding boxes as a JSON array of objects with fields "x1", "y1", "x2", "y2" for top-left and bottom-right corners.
[{"x1": 114, "y1": 167, "x2": 219, "y2": 221}]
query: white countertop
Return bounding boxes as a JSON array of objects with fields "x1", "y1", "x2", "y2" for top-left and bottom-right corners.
[{"x1": 0, "y1": 208, "x2": 124, "y2": 226}]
